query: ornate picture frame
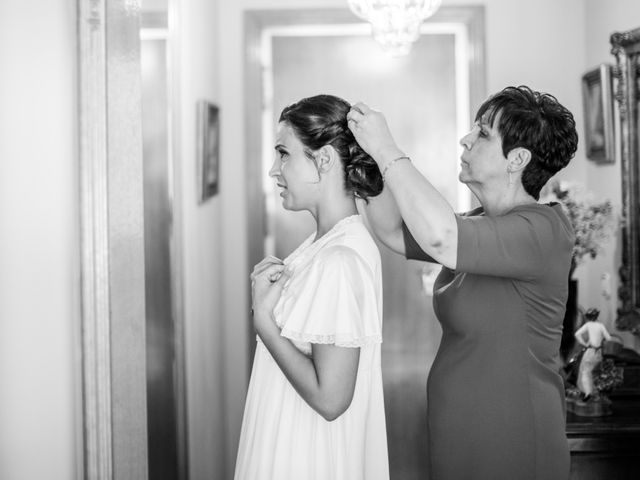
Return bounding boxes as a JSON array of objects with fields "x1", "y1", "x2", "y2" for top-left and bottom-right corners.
[{"x1": 581, "y1": 63, "x2": 615, "y2": 164}]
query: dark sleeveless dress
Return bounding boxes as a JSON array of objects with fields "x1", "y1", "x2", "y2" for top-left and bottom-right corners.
[{"x1": 403, "y1": 203, "x2": 572, "y2": 480}]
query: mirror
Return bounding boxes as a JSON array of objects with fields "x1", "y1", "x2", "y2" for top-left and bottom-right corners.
[{"x1": 611, "y1": 27, "x2": 640, "y2": 336}]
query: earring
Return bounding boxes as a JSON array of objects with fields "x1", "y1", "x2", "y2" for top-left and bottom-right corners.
[{"x1": 508, "y1": 169, "x2": 513, "y2": 186}]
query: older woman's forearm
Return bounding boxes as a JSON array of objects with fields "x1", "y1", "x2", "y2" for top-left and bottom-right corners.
[
  {"x1": 382, "y1": 157, "x2": 458, "y2": 268},
  {"x1": 360, "y1": 188, "x2": 406, "y2": 255}
]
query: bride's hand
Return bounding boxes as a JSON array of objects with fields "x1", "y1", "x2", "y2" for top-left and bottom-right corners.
[{"x1": 250, "y1": 256, "x2": 291, "y2": 326}]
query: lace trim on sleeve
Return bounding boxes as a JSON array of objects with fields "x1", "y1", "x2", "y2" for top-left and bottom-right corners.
[{"x1": 280, "y1": 328, "x2": 382, "y2": 348}]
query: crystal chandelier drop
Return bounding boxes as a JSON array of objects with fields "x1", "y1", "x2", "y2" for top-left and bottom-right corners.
[{"x1": 348, "y1": 0, "x2": 442, "y2": 56}]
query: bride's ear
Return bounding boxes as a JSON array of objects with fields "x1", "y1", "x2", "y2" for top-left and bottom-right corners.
[{"x1": 315, "y1": 145, "x2": 338, "y2": 173}]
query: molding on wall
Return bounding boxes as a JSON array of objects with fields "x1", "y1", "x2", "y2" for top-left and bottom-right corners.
[
  {"x1": 78, "y1": 1, "x2": 148, "y2": 479},
  {"x1": 78, "y1": 1, "x2": 113, "y2": 478}
]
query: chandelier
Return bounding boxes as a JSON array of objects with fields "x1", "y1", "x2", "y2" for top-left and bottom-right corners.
[{"x1": 348, "y1": 0, "x2": 442, "y2": 56}]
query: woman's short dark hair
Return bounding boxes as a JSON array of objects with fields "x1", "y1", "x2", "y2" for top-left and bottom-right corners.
[
  {"x1": 279, "y1": 94, "x2": 383, "y2": 201},
  {"x1": 476, "y1": 86, "x2": 578, "y2": 200}
]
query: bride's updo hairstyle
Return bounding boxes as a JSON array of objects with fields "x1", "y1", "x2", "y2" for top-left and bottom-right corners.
[{"x1": 279, "y1": 94, "x2": 383, "y2": 201}]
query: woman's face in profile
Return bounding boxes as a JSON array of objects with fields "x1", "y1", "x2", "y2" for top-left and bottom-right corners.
[
  {"x1": 458, "y1": 112, "x2": 508, "y2": 188},
  {"x1": 270, "y1": 122, "x2": 320, "y2": 212}
]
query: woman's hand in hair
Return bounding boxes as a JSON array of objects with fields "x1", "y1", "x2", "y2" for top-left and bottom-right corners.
[{"x1": 347, "y1": 102, "x2": 404, "y2": 166}]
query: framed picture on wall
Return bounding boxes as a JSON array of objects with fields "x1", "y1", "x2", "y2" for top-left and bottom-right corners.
[
  {"x1": 198, "y1": 100, "x2": 220, "y2": 202},
  {"x1": 581, "y1": 64, "x2": 615, "y2": 164}
]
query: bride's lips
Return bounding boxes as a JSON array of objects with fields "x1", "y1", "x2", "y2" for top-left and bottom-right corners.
[{"x1": 276, "y1": 183, "x2": 287, "y2": 196}]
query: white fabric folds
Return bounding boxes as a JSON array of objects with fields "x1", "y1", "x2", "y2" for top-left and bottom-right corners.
[
  {"x1": 234, "y1": 215, "x2": 389, "y2": 480},
  {"x1": 276, "y1": 244, "x2": 382, "y2": 349}
]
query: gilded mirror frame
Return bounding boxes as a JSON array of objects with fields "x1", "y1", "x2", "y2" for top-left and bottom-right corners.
[{"x1": 611, "y1": 27, "x2": 640, "y2": 336}]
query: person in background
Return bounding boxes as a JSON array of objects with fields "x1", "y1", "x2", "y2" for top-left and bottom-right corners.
[
  {"x1": 347, "y1": 86, "x2": 578, "y2": 480},
  {"x1": 234, "y1": 94, "x2": 389, "y2": 480}
]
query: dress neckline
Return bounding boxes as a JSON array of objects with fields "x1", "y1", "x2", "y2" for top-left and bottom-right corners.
[
  {"x1": 284, "y1": 214, "x2": 362, "y2": 269},
  {"x1": 312, "y1": 213, "x2": 361, "y2": 244}
]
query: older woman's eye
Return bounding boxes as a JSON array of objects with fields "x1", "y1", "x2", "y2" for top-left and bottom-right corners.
[{"x1": 475, "y1": 122, "x2": 490, "y2": 137}]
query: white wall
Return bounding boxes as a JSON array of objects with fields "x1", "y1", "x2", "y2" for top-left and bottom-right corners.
[
  {"x1": 173, "y1": 0, "x2": 229, "y2": 478},
  {"x1": 0, "y1": 2, "x2": 79, "y2": 480}
]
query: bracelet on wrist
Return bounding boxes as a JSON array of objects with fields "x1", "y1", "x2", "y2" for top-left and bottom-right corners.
[{"x1": 381, "y1": 155, "x2": 410, "y2": 181}]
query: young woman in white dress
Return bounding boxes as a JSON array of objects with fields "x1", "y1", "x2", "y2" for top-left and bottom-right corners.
[{"x1": 234, "y1": 94, "x2": 389, "y2": 480}]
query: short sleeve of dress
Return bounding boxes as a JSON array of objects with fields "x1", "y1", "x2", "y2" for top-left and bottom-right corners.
[
  {"x1": 278, "y1": 245, "x2": 382, "y2": 348},
  {"x1": 456, "y1": 205, "x2": 573, "y2": 280},
  {"x1": 402, "y1": 222, "x2": 437, "y2": 263}
]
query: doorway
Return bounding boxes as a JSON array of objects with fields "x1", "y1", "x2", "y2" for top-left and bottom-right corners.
[
  {"x1": 141, "y1": 13, "x2": 188, "y2": 480},
  {"x1": 245, "y1": 7, "x2": 485, "y2": 479},
  {"x1": 78, "y1": 3, "x2": 188, "y2": 478}
]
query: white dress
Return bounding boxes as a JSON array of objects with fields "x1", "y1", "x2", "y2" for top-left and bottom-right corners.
[{"x1": 234, "y1": 215, "x2": 389, "y2": 480}]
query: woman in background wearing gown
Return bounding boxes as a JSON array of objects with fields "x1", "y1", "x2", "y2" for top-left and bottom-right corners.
[
  {"x1": 234, "y1": 94, "x2": 389, "y2": 480},
  {"x1": 347, "y1": 86, "x2": 578, "y2": 480}
]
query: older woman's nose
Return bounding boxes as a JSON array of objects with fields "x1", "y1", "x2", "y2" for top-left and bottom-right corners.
[{"x1": 459, "y1": 130, "x2": 475, "y2": 150}]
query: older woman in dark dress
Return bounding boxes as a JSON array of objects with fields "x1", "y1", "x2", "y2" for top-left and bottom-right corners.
[{"x1": 347, "y1": 86, "x2": 578, "y2": 480}]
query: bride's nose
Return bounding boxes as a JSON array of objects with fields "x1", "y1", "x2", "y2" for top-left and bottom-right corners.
[{"x1": 269, "y1": 158, "x2": 281, "y2": 177}]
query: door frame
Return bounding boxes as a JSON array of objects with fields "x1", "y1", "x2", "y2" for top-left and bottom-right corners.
[
  {"x1": 78, "y1": 1, "x2": 148, "y2": 478},
  {"x1": 139, "y1": 11, "x2": 190, "y2": 480}
]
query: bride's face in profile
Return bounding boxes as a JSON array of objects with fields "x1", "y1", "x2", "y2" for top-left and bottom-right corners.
[{"x1": 270, "y1": 122, "x2": 321, "y2": 212}]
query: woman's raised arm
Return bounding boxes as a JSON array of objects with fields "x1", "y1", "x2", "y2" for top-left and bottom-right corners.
[
  {"x1": 348, "y1": 103, "x2": 458, "y2": 268},
  {"x1": 357, "y1": 188, "x2": 406, "y2": 255}
]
